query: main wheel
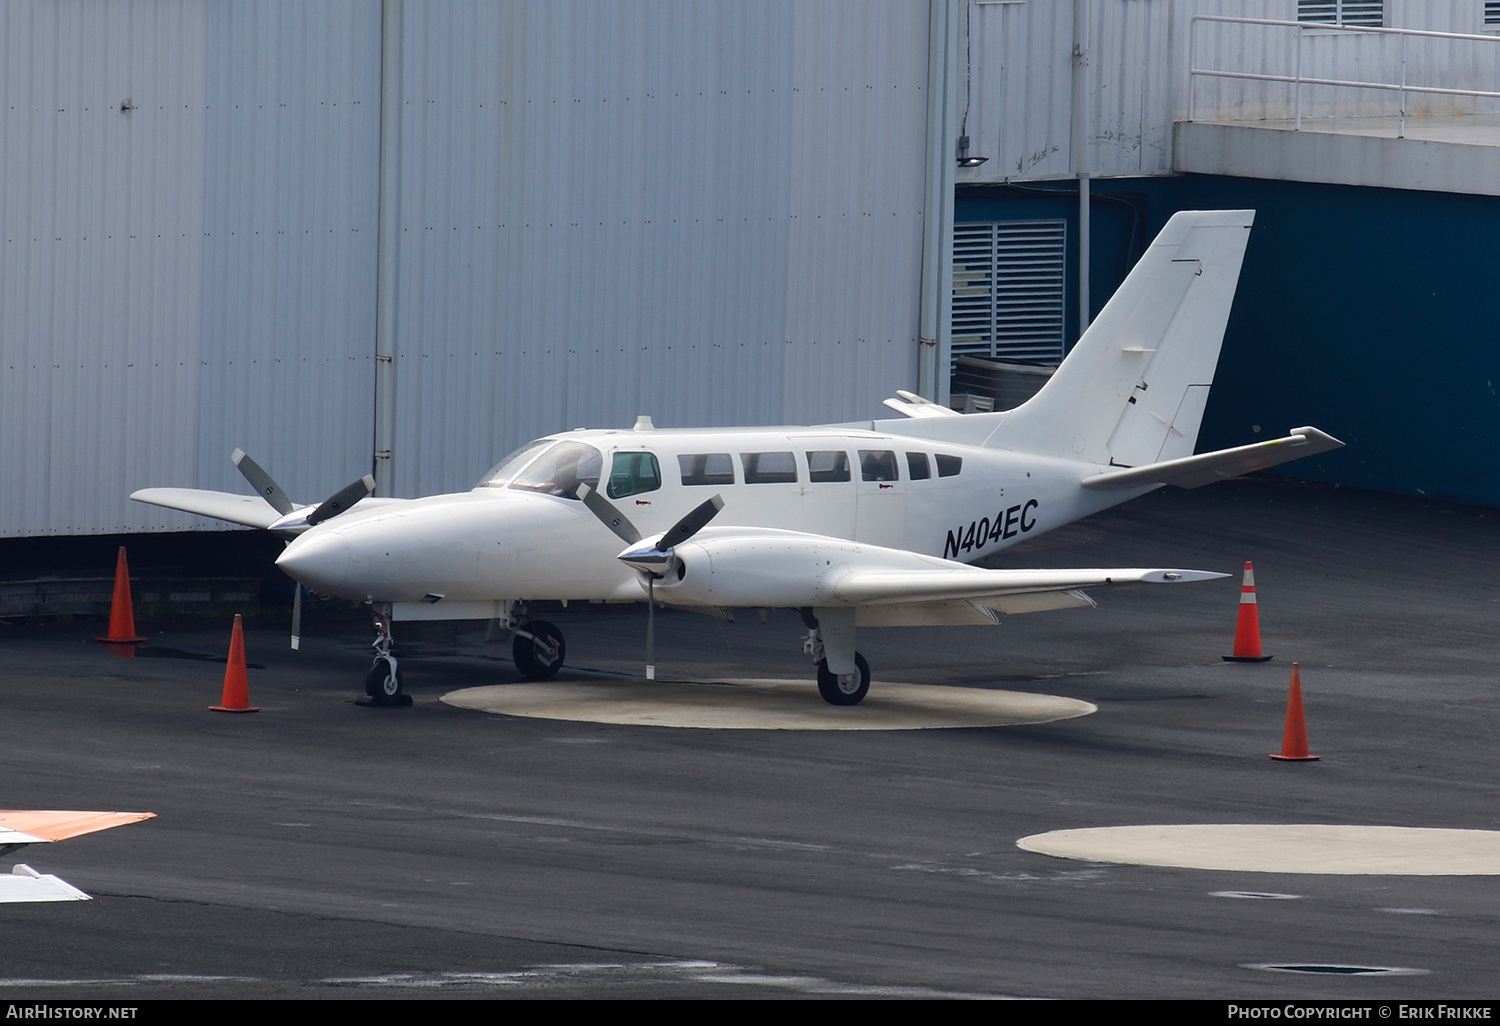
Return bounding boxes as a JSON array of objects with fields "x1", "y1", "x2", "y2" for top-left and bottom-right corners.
[
  {"x1": 364, "y1": 655, "x2": 402, "y2": 702},
  {"x1": 513, "y1": 620, "x2": 566, "y2": 679},
  {"x1": 816, "y1": 652, "x2": 870, "y2": 706}
]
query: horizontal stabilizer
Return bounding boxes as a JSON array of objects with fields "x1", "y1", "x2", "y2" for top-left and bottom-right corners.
[
  {"x1": 131, "y1": 487, "x2": 287, "y2": 529},
  {"x1": 882, "y1": 389, "x2": 962, "y2": 420},
  {"x1": 1081, "y1": 426, "x2": 1344, "y2": 491}
]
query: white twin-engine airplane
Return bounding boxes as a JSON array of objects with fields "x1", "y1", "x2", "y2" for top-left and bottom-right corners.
[{"x1": 133, "y1": 210, "x2": 1341, "y2": 706}]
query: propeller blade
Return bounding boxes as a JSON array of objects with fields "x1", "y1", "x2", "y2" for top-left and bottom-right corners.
[
  {"x1": 579, "y1": 484, "x2": 642, "y2": 545},
  {"x1": 657, "y1": 494, "x2": 724, "y2": 551},
  {"x1": 306, "y1": 475, "x2": 376, "y2": 526},
  {"x1": 291, "y1": 584, "x2": 303, "y2": 651},
  {"x1": 232, "y1": 449, "x2": 294, "y2": 515}
]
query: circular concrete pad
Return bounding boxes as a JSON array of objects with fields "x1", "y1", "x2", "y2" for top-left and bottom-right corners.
[
  {"x1": 1018, "y1": 825, "x2": 1500, "y2": 875},
  {"x1": 443, "y1": 676, "x2": 1095, "y2": 730}
]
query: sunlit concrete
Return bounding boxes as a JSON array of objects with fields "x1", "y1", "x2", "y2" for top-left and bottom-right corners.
[
  {"x1": 443, "y1": 676, "x2": 1096, "y2": 730},
  {"x1": 1018, "y1": 825, "x2": 1500, "y2": 875}
]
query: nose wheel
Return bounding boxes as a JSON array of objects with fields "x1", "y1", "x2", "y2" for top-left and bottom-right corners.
[{"x1": 360, "y1": 606, "x2": 412, "y2": 707}]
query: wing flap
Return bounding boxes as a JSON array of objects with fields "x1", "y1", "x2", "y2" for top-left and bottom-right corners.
[{"x1": 1081, "y1": 427, "x2": 1344, "y2": 491}]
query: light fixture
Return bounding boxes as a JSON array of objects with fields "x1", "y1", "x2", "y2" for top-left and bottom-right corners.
[{"x1": 955, "y1": 134, "x2": 988, "y2": 168}]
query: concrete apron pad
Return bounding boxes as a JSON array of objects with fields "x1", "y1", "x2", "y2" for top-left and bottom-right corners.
[
  {"x1": 1018, "y1": 824, "x2": 1500, "y2": 875},
  {"x1": 443, "y1": 676, "x2": 1096, "y2": 730}
]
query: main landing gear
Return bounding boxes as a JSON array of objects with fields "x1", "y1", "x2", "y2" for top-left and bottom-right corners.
[
  {"x1": 498, "y1": 602, "x2": 566, "y2": 680},
  {"x1": 802, "y1": 607, "x2": 870, "y2": 706}
]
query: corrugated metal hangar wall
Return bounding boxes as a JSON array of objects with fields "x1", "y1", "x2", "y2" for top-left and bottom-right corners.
[
  {"x1": 8, "y1": 0, "x2": 1500, "y2": 542},
  {"x1": 1, "y1": 0, "x2": 931, "y2": 537}
]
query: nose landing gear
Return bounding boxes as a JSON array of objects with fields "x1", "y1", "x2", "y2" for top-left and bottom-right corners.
[{"x1": 360, "y1": 605, "x2": 412, "y2": 707}]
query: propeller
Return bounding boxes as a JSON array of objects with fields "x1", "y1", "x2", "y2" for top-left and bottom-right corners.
[
  {"x1": 580, "y1": 486, "x2": 725, "y2": 680},
  {"x1": 232, "y1": 451, "x2": 376, "y2": 649}
]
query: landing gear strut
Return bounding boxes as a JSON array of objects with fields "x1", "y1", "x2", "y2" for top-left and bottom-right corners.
[{"x1": 361, "y1": 605, "x2": 411, "y2": 707}]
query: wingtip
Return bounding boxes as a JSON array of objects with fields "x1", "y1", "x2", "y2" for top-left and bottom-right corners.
[{"x1": 1141, "y1": 569, "x2": 1229, "y2": 584}]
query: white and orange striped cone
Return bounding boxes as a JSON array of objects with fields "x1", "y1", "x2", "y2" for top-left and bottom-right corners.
[
  {"x1": 1270, "y1": 662, "x2": 1319, "y2": 761},
  {"x1": 1222, "y1": 561, "x2": 1273, "y2": 663}
]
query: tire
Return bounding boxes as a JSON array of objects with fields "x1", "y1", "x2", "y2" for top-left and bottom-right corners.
[
  {"x1": 816, "y1": 652, "x2": 870, "y2": 706},
  {"x1": 365, "y1": 655, "x2": 401, "y2": 701},
  {"x1": 513, "y1": 620, "x2": 566, "y2": 679}
]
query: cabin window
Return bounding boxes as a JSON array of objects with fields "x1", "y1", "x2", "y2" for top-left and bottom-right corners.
[
  {"x1": 679, "y1": 453, "x2": 734, "y2": 486},
  {"x1": 477, "y1": 438, "x2": 551, "y2": 487},
  {"x1": 906, "y1": 452, "x2": 931, "y2": 480},
  {"x1": 858, "y1": 450, "x2": 899, "y2": 483},
  {"x1": 508, "y1": 441, "x2": 602, "y2": 499},
  {"x1": 935, "y1": 454, "x2": 963, "y2": 478},
  {"x1": 608, "y1": 452, "x2": 662, "y2": 499},
  {"x1": 741, "y1": 451, "x2": 798, "y2": 484},
  {"x1": 806, "y1": 450, "x2": 851, "y2": 483}
]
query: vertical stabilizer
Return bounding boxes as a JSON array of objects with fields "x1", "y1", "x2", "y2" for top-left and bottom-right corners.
[{"x1": 991, "y1": 210, "x2": 1254, "y2": 466}]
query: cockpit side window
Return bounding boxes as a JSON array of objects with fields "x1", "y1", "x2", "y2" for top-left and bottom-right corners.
[
  {"x1": 679, "y1": 453, "x2": 735, "y2": 486},
  {"x1": 477, "y1": 438, "x2": 551, "y2": 488},
  {"x1": 935, "y1": 454, "x2": 963, "y2": 477},
  {"x1": 608, "y1": 451, "x2": 662, "y2": 499},
  {"x1": 508, "y1": 441, "x2": 602, "y2": 499},
  {"x1": 906, "y1": 452, "x2": 932, "y2": 480}
]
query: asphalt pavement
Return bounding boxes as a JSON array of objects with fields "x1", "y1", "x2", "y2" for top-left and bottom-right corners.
[{"x1": 3, "y1": 478, "x2": 1498, "y2": 999}]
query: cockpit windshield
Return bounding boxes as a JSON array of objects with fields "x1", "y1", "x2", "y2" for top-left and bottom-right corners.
[
  {"x1": 476, "y1": 439, "x2": 553, "y2": 488},
  {"x1": 506, "y1": 440, "x2": 602, "y2": 500}
]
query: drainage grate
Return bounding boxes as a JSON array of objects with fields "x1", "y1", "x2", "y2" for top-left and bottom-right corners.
[
  {"x1": 1212, "y1": 891, "x2": 1302, "y2": 900},
  {"x1": 1245, "y1": 963, "x2": 1428, "y2": 977}
]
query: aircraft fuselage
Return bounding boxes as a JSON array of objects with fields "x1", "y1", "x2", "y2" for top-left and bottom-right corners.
[{"x1": 275, "y1": 422, "x2": 1137, "y2": 612}]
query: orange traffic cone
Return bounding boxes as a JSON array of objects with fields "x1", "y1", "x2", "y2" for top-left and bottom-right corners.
[
  {"x1": 1270, "y1": 662, "x2": 1319, "y2": 761},
  {"x1": 1222, "y1": 561, "x2": 1272, "y2": 662},
  {"x1": 96, "y1": 547, "x2": 146, "y2": 644},
  {"x1": 211, "y1": 614, "x2": 260, "y2": 713}
]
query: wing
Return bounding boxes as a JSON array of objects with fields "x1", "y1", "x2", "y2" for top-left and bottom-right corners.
[
  {"x1": 0, "y1": 810, "x2": 155, "y2": 845},
  {"x1": 131, "y1": 487, "x2": 406, "y2": 532},
  {"x1": 646, "y1": 526, "x2": 1225, "y2": 622},
  {"x1": 131, "y1": 487, "x2": 288, "y2": 529}
]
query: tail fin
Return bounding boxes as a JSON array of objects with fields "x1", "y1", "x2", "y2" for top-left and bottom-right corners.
[{"x1": 993, "y1": 210, "x2": 1254, "y2": 466}]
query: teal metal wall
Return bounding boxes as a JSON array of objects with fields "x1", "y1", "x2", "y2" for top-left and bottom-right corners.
[{"x1": 958, "y1": 176, "x2": 1500, "y2": 507}]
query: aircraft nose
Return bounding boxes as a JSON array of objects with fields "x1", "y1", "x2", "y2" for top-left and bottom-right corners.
[{"x1": 276, "y1": 530, "x2": 352, "y2": 595}]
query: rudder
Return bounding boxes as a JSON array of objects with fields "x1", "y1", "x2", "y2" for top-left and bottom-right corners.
[{"x1": 991, "y1": 210, "x2": 1254, "y2": 467}]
